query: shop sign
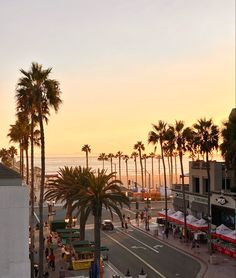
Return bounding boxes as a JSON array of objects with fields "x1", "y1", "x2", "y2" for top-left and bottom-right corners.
[{"x1": 216, "y1": 196, "x2": 228, "y2": 205}]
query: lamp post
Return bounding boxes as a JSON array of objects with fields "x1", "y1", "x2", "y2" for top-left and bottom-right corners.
[{"x1": 72, "y1": 216, "x2": 77, "y2": 227}]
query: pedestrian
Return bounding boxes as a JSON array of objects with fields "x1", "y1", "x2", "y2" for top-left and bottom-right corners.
[
  {"x1": 34, "y1": 264, "x2": 39, "y2": 277},
  {"x1": 125, "y1": 220, "x2": 128, "y2": 231},
  {"x1": 135, "y1": 212, "x2": 139, "y2": 226},
  {"x1": 161, "y1": 229, "x2": 165, "y2": 240},
  {"x1": 49, "y1": 251, "x2": 55, "y2": 271},
  {"x1": 127, "y1": 214, "x2": 130, "y2": 224},
  {"x1": 140, "y1": 211, "x2": 144, "y2": 222},
  {"x1": 191, "y1": 238, "x2": 196, "y2": 250},
  {"x1": 61, "y1": 245, "x2": 65, "y2": 259},
  {"x1": 45, "y1": 247, "x2": 49, "y2": 260},
  {"x1": 165, "y1": 227, "x2": 169, "y2": 239}
]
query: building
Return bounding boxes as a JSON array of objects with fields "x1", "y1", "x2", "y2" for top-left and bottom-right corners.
[
  {"x1": 172, "y1": 160, "x2": 236, "y2": 230},
  {"x1": 0, "y1": 163, "x2": 30, "y2": 278}
]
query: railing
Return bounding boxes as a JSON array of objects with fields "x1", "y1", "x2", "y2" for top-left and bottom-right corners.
[{"x1": 172, "y1": 184, "x2": 189, "y2": 191}]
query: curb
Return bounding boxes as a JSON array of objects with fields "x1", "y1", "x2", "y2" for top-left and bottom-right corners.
[{"x1": 130, "y1": 223, "x2": 208, "y2": 278}]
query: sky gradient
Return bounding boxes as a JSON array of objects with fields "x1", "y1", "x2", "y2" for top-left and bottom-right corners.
[{"x1": 0, "y1": 0, "x2": 235, "y2": 156}]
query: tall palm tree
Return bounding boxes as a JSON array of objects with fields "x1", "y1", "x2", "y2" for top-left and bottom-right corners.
[
  {"x1": 107, "y1": 153, "x2": 114, "y2": 173},
  {"x1": 0, "y1": 148, "x2": 11, "y2": 167},
  {"x1": 16, "y1": 62, "x2": 62, "y2": 277},
  {"x1": 134, "y1": 141, "x2": 145, "y2": 190},
  {"x1": 122, "y1": 155, "x2": 129, "y2": 188},
  {"x1": 149, "y1": 152, "x2": 155, "y2": 189},
  {"x1": 97, "y1": 153, "x2": 107, "y2": 169},
  {"x1": 221, "y1": 108, "x2": 236, "y2": 192},
  {"x1": 172, "y1": 120, "x2": 193, "y2": 240},
  {"x1": 156, "y1": 154, "x2": 162, "y2": 187},
  {"x1": 8, "y1": 146, "x2": 17, "y2": 168},
  {"x1": 75, "y1": 170, "x2": 130, "y2": 268},
  {"x1": 148, "y1": 121, "x2": 168, "y2": 227},
  {"x1": 81, "y1": 144, "x2": 91, "y2": 168},
  {"x1": 116, "y1": 151, "x2": 123, "y2": 181},
  {"x1": 131, "y1": 151, "x2": 138, "y2": 186},
  {"x1": 173, "y1": 151, "x2": 178, "y2": 184},
  {"x1": 45, "y1": 166, "x2": 92, "y2": 240},
  {"x1": 193, "y1": 118, "x2": 219, "y2": 255},
  {"x1": 142, "y1": 154, "x2": 148, "y2": 188}
]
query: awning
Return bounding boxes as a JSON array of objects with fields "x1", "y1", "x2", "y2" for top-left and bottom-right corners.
[{"x1": 74, "y1": 246, "x2": 109, "y2": 253}]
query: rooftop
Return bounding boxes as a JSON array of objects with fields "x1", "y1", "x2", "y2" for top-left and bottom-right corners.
[{"x1": 0, "y1": 163, "x2": 21, "y2": 180}]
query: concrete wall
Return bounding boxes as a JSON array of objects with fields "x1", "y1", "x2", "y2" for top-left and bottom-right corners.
[{"x1": 0, "y1": 186, "x2": 30, "y2": 278}]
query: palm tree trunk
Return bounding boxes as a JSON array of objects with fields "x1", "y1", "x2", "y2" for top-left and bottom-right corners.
[
  {"x1": 66, "y1": 201, "x2": 73, "y2": 227},
  {"x1": 158, "y1": 157, "x2": 161, "y2": 186},
  {"x1": 94, "y1": 213, "x2": 101, "y2": 271},
  {"x1": 79, "y1": 210, "x2": 86, "y2": 241},
  {"x1": 119, "y1": 157, "x2": 121, "y2": 180},
  {"x1": 151, "y1": 157, "x2": 154, "y2": 189},
  {"x1": 134, "y1": 159, "x2": 137, "y2": 184},
  {"x1": 174, "y1": 155, "x2": 178, "y2": 184},
  {"x1": 139, "y1": 151, "x2": 144, "y2": 189},
  {"x1": 102, "y1": 160, "x2": 104, "y2": 170},
  {"x1": 86, "y1": 152, "x2": 88, "y2": 168},
  {"x1": 180, "y1": 153, "x2": 187, "y2": 242},
  {"x1": 110, "y1": 158, "x2": 113, "y2": 173},
  {"x1": 38, "y1": 112, "x2": 45, "y2": 278},
  {"x1": 125, "y1": 161, "x2": 129, "y2": 188},
  {"x1": 26, "y1": 147, "x2": 29, "y2": 185},
  {"x1": 206, "y1": 152, "x2": 212, "y2": 256},
  {"x1": 144, "y1": 158, "x2": 147, "y2": 188},
  {"x1": 170, "y1": 155, "x2": 173, "y2": 188},
  {"x1": 160, "y1": 142, "x2": 168, "y2": 229},
  {"x1": 30, "y1": 118, "x2": 35, "y2": 278},
  {"x1": 167, "y1": 155, "x2": 171, "y2": 186}
]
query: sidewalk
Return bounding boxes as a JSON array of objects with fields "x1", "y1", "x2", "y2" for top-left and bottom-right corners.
[{"x1": 131, "y1": 217, "x2": 236, "y2": 278}]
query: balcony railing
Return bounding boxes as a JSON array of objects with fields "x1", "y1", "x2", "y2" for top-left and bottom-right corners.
[{"x1": 173, "y1": 184, "x2": 189, "y2": 191}]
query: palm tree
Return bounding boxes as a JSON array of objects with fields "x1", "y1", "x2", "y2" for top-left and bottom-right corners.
[
  {"x1": 81, "y1": 144, "x2": 91, "y2": 168},
  {"x1": 75, "y1": 170, "x2": 130, "y2": 268},
  {"x1": 107, "y1": 153, "x2": 114, "y2": 173},
  {"x1": 173, "y1": 151, "x2": 178, "y2": 184},
  {"x1": 97, "y1": 153, "x2": 107, "y2": 169},
  {"x1": 193, "y1": 118, "x2": 219, "y2": 255},
  {"x1": 134, "y1": 141, "x2": 145, "y2": 190},
  {"x1": 122, "y1": 155, "x2": 129, "y2": 188},
  {"x1": 0, "y1": 148, "x2": 11, "y2": 167},
  {"x1": 148, "y1": 121, "x2": 168, "y2": 227},
  {"x1": 131, "y1": 151, "x2": 138, "y2": 185},
  {"x1": 149, "y1": 152, "x2": 155, "y2": 189},
  {"x1": 156, "y1": 154, "x2": 162, "y2": 187},
  {"x1": 221, "y1": 108, "x2": 236, "y2": 192},
  {"x1": 172, "y1": 120, "x2": 193, "y2": 240},
  {"x1": 116, "y1": 151, "x2": 123, "y2": 180},
  {"x1": 16, "y1": 62, "x2": 62, "y2": 277},
  {"x1": 142, "y1": 154, "x2": 148, "y2": 188},
  {"x1": 8, "y1": 146, "x2": 17, "y2": 168}
]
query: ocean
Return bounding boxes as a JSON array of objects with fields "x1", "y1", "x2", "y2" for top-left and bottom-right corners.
[{"x1": 33, "y1": 156, "x2": 191, "y2": 187}]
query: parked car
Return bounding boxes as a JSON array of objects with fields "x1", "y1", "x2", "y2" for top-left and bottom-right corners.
[{"x1": 101, "y1": 219, "x2": 114, "y2": 230}]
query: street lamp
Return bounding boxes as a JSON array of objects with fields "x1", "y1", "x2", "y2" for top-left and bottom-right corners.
[{"x1": 72, "y1": 216, "x2": 77, "y2": 227}]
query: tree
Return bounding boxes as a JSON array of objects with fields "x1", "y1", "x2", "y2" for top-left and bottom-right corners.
[
  {"x1": 193, "y1": 118, "x2": 219, "y2": 255},
  {"x1": 45, "y1": 166, "x2": 91, "y2": 241},
  {"x1": 221, "y1": 108, "x2": 236, "y2": 191},
  {"x1": 107, "y1": 153, "x2": 114, "y2": 173},
  {"x1": 16, "y1": 62, "x2": 62, "y2": 277},
  {"x1": 171, "y1": 120, "x2": 193, "y2": 240},
  {"x1": 0, "y1": 148, "x2": 11, "y2": 167},
  {"x1": 8, "y1": 146, "x2": 17, "y2": 168},
  {"x1": 122, "y1": 155, "x2": 129, "y2": 188},
  {"x1": 75, "y1": 170, "x2": 130, "y2": 267},
  {"x1": 98, "y1": 153, "x2": 107, "y2": 169},
  {"x1": 142, "y1": 154, "x2": 148, "y2": 188},
  {"x1": 134, "y1": 141, "x2": 145, "y2": 191},
  {"x1": 156, "y1": 154, "x2": 162, "y2": 187},
  {"x1": 149, "y1": 152, "x2": 155, "y2": 189},
  {"x1": 116, "y1": 151, "x2": 123, "y2": 181},
  {"x1": 131, "y1": 151, "x2": 138, "y2": 185},
  {"x1": 148, "y1": 121, "x2": 168, "y2": 227},
  {"x1": 81, "y1": 144, "x2": 91, "y2": 168}
]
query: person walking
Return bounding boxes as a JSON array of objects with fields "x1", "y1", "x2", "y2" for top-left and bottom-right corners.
[{"x1": 49, "y1": 251, "x2": 55, "y2": 271}]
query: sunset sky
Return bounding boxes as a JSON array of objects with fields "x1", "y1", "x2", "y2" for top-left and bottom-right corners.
[{"x1": 0, "y1": 0, "x2": 235, "y2": 156}]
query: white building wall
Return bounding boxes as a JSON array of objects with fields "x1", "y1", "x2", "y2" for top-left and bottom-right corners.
[{"x1": 0, "y1": 186, "x2": 30, "y2": 278}]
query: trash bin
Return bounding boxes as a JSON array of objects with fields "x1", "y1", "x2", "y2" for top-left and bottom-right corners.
[{"x1": 112, "y1": 275, "x2": 120, "y2": 278}]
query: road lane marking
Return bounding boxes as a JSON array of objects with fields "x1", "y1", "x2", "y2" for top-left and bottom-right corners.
[
  {"x1": 34, "y1": 212, "x2": 40, "y2": 223},
  {"x1": 154, "y1": 244, "x2": 163, "y2": 249},
  {"x1": 117, "y1": 227, "x2": 160, "y2": 254},
  {"x1": 131, "y1": 246, "x2": 147, "y2": 250},
  {"x1": 104, "y1": 232, "x2": 166, "y2": 278}
]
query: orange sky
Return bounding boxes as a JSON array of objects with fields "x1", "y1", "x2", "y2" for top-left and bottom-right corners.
[{"x1": 0, "y1": 1, "x2": 235, "y2": 156}]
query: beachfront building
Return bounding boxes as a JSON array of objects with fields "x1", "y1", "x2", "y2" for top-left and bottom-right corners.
[
  {"x1": 0, "y1": 163, "x2": 30, "y2": 278},
  {"x1": 172, "y1": 160, "x2": 236, "y2": 230}
]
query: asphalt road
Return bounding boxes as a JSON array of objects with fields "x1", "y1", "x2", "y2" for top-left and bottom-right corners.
[{"x1": 34, "y1": 201, "x2": 201, "y2": 277}]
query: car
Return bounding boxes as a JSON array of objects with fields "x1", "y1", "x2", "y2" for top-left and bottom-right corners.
[{"x1": 101, "y1": 219, "x2": 114, "y2": 230}]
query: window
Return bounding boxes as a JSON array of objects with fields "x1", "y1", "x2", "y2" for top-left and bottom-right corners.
[
  {"x1": 203, "y1": 178, "x2": 209, "y2": 194},
  {"x1": 222, "y1": 178, "x2": 231, "y2": 191},
  {"x1": 193, "y1": 177, "x2": 200, "y2": 193}
]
